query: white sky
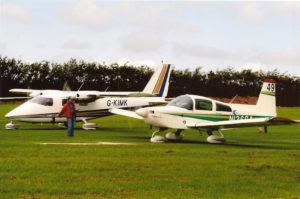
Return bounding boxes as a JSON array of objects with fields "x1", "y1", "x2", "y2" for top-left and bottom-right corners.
[{"x1": 0, "y1": 0, "x2": 300, "y2": 76}]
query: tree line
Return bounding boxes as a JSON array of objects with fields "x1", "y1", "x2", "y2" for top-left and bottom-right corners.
[{"x1": 0, "y1": 56, "x2": 299, "y2": 106}]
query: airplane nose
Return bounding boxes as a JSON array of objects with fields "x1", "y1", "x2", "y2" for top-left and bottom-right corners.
[
  {"x1": 5, "y1": 110, "x2": 15, "y2": 118},
  {"x1": 5, "y1": 103, "x2": 27, "y2": 119},
  {"x1": 136, "y1": 108, "x2": 148, "y2": 118}
]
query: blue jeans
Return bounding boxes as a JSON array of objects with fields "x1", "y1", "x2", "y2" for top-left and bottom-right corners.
[{"x1": 67, "y1": 116, "x2": 75, "y2": 136}]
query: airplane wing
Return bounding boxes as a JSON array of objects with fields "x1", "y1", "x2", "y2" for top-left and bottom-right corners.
[
  {"x1": 109, "y1": 108, "x2": 143, "y2": 120},
  {"x1": 9, "y1": 88, "x2": 45, "y2": 97},
  {"x1": 9, "y1": 88, "x2": 38, "y2": 94},
  {"x1": 0, "y1": 96, "x2": 32, "y2": 100},
  {"x1": 96, "y1": 91, "x2": 137, "y2": 97},
  {"x1": 0, "y1": 89, "x2": 39, "y2": 100},
  {"x1": 186, "y1": 117, "x2": 298, "y2": 130}
]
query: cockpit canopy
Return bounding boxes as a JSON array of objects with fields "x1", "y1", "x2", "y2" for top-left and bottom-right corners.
[
  {"x1": 168, "y1": 95, "x2": 232, "y2": 112},
  {"x1": 168, "y1": 95, "x2": 193, "y2": 110},
  {"x1": 29, "y1": 96, "x2": 53, "y2": 106}
]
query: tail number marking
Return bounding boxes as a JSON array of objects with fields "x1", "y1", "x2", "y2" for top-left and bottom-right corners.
[
  {"x1": 267, "y1": 83, "x2": 275, "y2": 92},
  {"x1": 230, "y1": 115, "x2": 253, "y2": 120},
  {"x1": 107, "y1": 100, "x2": 128, "y2": 107}
]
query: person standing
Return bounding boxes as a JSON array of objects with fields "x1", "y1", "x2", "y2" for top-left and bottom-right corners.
[{"x1": 58, "y1": 97, "x2": 77, "y2": 136}]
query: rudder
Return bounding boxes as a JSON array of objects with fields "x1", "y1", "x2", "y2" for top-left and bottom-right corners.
[
  {"x1": 142, "y1": 64, "x2": 172, "y2": 97},
  {"x1": 256, "y1": 79, "x2": 277, "y2": 117}
]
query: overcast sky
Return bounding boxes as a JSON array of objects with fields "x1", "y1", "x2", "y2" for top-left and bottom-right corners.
[{"x1": 0, "y1": 0, "x2": 299, "y2": 76}]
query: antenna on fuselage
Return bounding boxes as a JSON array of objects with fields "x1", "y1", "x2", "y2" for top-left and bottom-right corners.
[
  {"x1": 77, "y1": 82, "x2": 85, "y2": 91},
  {"x1": 229, "y1": 94, "x2": 238, "y2": 103}
]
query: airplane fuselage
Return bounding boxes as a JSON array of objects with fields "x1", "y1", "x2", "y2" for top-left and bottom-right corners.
[
  {"x1": 5, "y1": 94, "x2": 166, "y2": 123},
  {"x1": 136, "y1": 95, "x2": 273, "y2": 130}
]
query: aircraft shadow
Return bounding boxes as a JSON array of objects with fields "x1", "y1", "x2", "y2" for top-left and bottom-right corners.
[{"x1": 171, "y1": 139, "x2": 299, "y2": 150}]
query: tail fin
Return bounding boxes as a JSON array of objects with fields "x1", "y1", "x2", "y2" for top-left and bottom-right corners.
[
  {"x1": 143, "y1": 64, "x2": 172, "y2": 97},
  {"x1": 256, "y1": 79, "x2": 277, "y2": 116}
]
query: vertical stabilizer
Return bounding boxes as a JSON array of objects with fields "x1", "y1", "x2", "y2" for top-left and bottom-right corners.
[
  {"x1": 256, "y1": 79, "x2": 277, "y2": 116},
  {"x1": 143, "y1": 64, "x2": 172, "y2": 97}
]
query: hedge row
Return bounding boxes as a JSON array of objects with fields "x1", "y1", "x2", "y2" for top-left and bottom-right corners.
[{"x1": 1, "y1": 56, "x2": 299, "y2": 106}]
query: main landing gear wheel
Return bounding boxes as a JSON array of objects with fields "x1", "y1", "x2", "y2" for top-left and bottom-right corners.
[
  {"x1": 5, "y1": 121, "x2": 20, "y2": 130},
  {"x1": 206, "y1": 130, "x2": 226, "y2": 144},
  {"x1": 150, "y1": 129, "x2": 184, "y2": 143},
  {"x1": 82, "y1": 119, "x2": 98, "y2": 130},
  {"x1": 58, "y1": 123, "x2": 67, "y2": 129}
]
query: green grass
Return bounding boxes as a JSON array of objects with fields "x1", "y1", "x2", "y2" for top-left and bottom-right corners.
[{"x1": 0, "y1": 103, "x2": 299, "y2": 199}]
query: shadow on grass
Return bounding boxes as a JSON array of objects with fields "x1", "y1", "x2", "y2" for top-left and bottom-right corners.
[
  {"x1": 9, "y1": 126, "x2": 299, "y2": 150},
  {"x1": 116, "y1": 137, "x2": 298, "y2": 150},
  {"x1": 172, "y1": 139, "x2": 299, "y2": 150}
]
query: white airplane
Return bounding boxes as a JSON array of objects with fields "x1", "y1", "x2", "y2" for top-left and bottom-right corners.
[
  {"x1": 4, "y1": 64, "x2": 172, "y2": 130},
  {"x1": 110, "y1": 80, "x2": 299, "y2": 144}
]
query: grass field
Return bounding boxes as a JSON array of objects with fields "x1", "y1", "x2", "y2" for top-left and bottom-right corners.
[{"x1": 0, "y1": 103, "x2": 299, "y2": 199}]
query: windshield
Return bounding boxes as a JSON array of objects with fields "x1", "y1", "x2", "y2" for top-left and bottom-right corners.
[
  {"x1": 29, "y1": 96, "x2": 53, "y2": 106},
  {"x1": 168, "y1": 95, "x2": 193, "y2": 110}
]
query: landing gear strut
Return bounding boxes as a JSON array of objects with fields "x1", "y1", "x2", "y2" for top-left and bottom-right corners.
[
  {"x1": 206, "y1": 130, "x2": 226, "y2": 144},
  {"x1": 5, "y1": 121, "x2": 20, "y2": 130}
]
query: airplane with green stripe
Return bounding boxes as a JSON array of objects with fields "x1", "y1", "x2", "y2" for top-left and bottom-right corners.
[{"x1": 110, "y1": 79, "x2": 298, "y2": 143}]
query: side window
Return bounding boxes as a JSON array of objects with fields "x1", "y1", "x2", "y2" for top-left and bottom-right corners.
[
  {"x1": 195, "y1": 99, "x2": 212, "y2": 111},
  {"x1": 216, "y1": 103, "x2": 232, "y2": 112},
  {"x1": 30, "y1": 96, "x2": 53, "y2": 106}
]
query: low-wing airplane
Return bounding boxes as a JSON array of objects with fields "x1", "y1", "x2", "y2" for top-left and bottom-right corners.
[
  {"x1": 110, "y1": 80, "x2": 298, "y2": 143},
  {"x1": 4, "y1": 64, "x2": 172, "y2": 130}
]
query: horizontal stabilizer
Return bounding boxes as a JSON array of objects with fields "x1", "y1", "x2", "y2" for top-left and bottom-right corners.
[
  {"x1": 268, "y1": 117, "x2": 299, "y2": 125},
  {"x1": 109, "y1": 108, "x2": 143, "y2": 120}
]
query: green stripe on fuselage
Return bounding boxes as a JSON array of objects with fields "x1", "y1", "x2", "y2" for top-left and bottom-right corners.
[
  {"x1": 261, "y1": 91, "x2": 275, "y2": 96},
  {"x1": 170, "y1": 113, "x2": 272, "y2": 122}
]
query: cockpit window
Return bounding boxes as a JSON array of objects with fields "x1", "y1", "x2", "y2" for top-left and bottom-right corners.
[
  {"x1": 29, "y1": 96, "x2": 53, "y2": 106},
  {"x1": 168, "y1": 95, "x2": 193, "y2": 110},
  {"x1": 195, "y1": 99, "x2": 212, "y2": 111},
  {"x1": 216, "y1": 103, "x2": 232, "y2": 112}
]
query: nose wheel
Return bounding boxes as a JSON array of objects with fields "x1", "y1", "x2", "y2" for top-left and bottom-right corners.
[
  {"x1": 5, "y1": 121, "x2": 20, "y2": 130},
  {"x1": 150, "y1": 129, "x2": 166, "y2": 143},
  {"x1": 206, "y1": 130, "x2": 226, "y2": 144}
]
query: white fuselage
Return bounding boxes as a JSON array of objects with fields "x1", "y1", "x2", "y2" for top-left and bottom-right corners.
[
  {"x1": 136, "y1": 95, "x2": 272, "y2": 130},
  {"x1": 5, "y1": 94, "x2": 166, "y2": 123}
]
